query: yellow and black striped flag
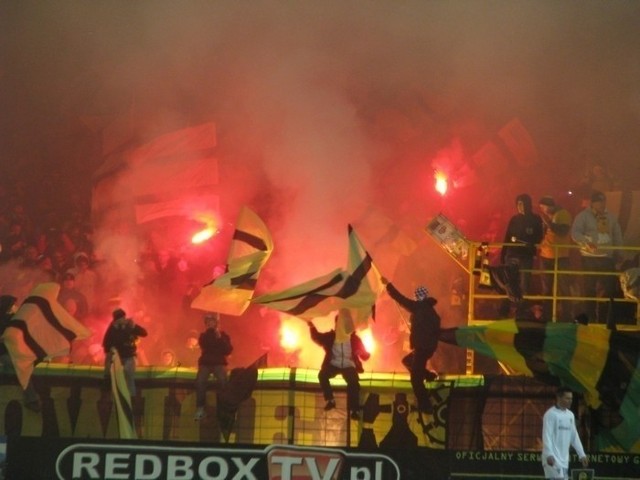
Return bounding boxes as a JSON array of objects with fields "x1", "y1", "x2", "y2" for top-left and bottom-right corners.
[
  {"x1": 253, "y1": 225, "x2": 382, "y2": 325},
  {"x1": 192, "y1": 206, "x2": 274, "y2": 315},
  {"x1": 440, "y1": 319, "x2": 640, "y2": 451},
  {"x1": 2, "y1": 283, "x2": 91, "y2": 390},
  {"x1": 110, "y1": 349, "x2": 137, "y2": 439}
]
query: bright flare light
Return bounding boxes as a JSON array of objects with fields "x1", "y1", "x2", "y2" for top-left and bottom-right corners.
[
  {"x1": 435, "y1": 171, "x2": 448, "y2": 196},
  {"x1": 191, "y1": 227, "x2": 216, "y2": 244},
  {"x1": 360, "y1": 328, "x2": 376, "y2": 355},
  {"x1": 280, "y1": 322, "x2": 302, "y2": 352}
]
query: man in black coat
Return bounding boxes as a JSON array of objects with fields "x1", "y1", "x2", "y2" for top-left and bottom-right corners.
[
  {"x1": 383, "y1": 278, "x2": 441, "y2": 413},
  {"x1": 194, "y1": 313, "x2": 233, "y2": 420},
  {"x1": 499, "y1": 193, "x2": 544, "y2": 317},
  {"x1": 308, "y1": 308, "x2": 370, "y2": 420},
  {"x1": 102, "y1": 308, "x2": 148, "y2": 396}
]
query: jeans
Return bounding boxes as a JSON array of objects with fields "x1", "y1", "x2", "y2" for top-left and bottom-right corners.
[
  {"x1": 318, "y1": 365, "x2": 361, "y2": 412},
  {"x1": 580, "y1": 255, "x2": 616, "y2": 323},
  {"x1": 410, "y1": 348, "x2": 435, "y2": 410},
  {"x1": 195, "y1": 364, "x2": 228, "y2": 408},
  {"x1": 540, "y1": 256, "x2": 572, "y2": 321},
  {"x1": 499, "y1": 256, "x2": 534, "y2": 317}
]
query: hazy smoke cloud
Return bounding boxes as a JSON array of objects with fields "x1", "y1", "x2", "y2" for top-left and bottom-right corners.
[{"x1": 1, "y1": 1, "x2": 639, "y2": 370}]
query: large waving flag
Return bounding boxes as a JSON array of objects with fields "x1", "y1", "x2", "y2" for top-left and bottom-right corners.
[
  {"x1": 110, "y1": 349, "x2": 137, "y2": 439},
  {"x1": 2, "y1": 283, "x2": 91, "y2": 389},
  {"x1": 440, "y1": 320, "x2": 640, "y2": 451},
  {"x1": 343, "y1": 225, "x2": 384, "y2": 328},
  {"x1": 253, "y1": 225, "x2": 383, "y2": 324},
  {"x1": 191, "y1": 206, "x2": 273, "y2": 315},
  {"x1": 252, "y1": 269, "x2": 347, "y2": 319}
]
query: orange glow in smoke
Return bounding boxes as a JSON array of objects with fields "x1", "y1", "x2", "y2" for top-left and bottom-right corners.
[
  {"x1": 435, "y1": 171, "x2": 448, "y2": 196},
  {"x1": 280, "y1": 322, "x2": 302, "y2": 352},
  {"x1": 360, "y1": 328, "x2": 376, "y2": 355}
]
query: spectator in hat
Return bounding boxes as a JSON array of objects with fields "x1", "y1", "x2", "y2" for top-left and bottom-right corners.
[
  {"x1": 102, "y1": 308, "x2": 148, "y2": 396},
  {"x1": 538, "y1": 196, "x2": 573, "y2": 322},
  {"x1": 382, "y1": 278, "x2": 441, "y2": 413},
  {"x1": 571, "y1": 190, "x2": 623, "y2": 323},
  {"x1": 194, "y1": 313, "x2": 233, "y2": 421}
]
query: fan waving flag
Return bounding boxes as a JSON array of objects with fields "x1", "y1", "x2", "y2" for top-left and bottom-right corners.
[
  {"x1": 2, "y1": 283, "x2": 91, "y2": 390},
  {"x1": 191, "y1": 206, "x2": 273, "y2": 315},
  {"x1": 439, "y1": 319, "x2": 640, "y2": 451},
  {"x1": 253, "y1": 225, "x2": 383, "y2": 324}
]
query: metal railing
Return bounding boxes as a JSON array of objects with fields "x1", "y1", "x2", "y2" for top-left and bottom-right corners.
[{"x1": 466, "y1": 242, "x2": 640, "y2": 326}]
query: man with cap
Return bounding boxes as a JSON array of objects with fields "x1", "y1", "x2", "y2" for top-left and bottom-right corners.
[
  {"x1": 538, "y1": 196, "x2": 573, "y2": 321},
  {"x1": 194, "y1": 313, "x2": 233, "y2": 421},
  {"x1": 571, "y1": 190, "x2": 623, "y2": 323},
  {"x1": 382, "y1": 278, "x2": 441, "y2": 413},
  {"x1": 102, "y1": 308, "x2": 148, "y2": 396}
]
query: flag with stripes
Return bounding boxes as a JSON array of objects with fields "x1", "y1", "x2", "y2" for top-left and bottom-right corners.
[
  {"x1": 109, "y1": 349, "x2": 137, "y2": 439},
  {"x1": 439, "y1": 320, "x2": 640, "y2": 451},
  {"x1": 91, "y1": 122, "x2": 219, "y2": 225},
  {"x1": 253, "y1": 225, "x2": 382, "y2": 323},
  {"x1": 128, "y1": 122, "x2": 218, "y2": 225},
  {"x1": 191, "y1": 206, "x2": 273, "y2": 315},
  {"x1": 1, "y1": 283, "x2": 91, "y2": 390},
  {"x1": 253, "y1": 268, "x2": 347, "y2": 319},
  {"x1": 343, "y1": 224, "x2": 383, "y2": 328}
]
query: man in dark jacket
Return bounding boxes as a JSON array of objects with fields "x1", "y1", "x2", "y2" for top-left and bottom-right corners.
[
  {"x1": 102, "y1": 308, "x2": 148, "y2": 396},
  {"x1": 499, "y1": 193, "x2": 543, "y2": 317},
  {"x1": 308, "y1": 308, "x2": 370, "y2": 420},
  {"x1": 383, "y1": 278, "x2": 441, "y2": 413},
  {"x1": 194, "y1": 313, "x2": 233, "y2": 420}
]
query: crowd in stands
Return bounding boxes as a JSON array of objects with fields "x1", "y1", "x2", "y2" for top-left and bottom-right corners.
[{"x1": 0, "y1": 182, "x2": 207, "y2": 369}]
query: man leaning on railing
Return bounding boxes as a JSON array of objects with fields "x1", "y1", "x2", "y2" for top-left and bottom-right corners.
[{"x1": 571, "y1": 190, "x2": 623, "y2": 324}]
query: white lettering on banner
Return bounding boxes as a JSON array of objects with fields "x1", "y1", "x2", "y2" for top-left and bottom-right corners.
[
  {"x1": 72, "y1": 453, "x2": 100, "y2": 479},
  {"x1": 270, "y1": 455, "x2": 303, "y2": 480},
  {"x1": 105, "y1": 453, "x2": 130, "y2": 479},
  {"x1": 306, "y1": 457, "x2": 340, "y2": 480},
  {"x1": 230, "y1": 458, "x2": 260, "y2": 480},
  {"x1": 168, "y1": 456, "x2": 194, "y2": 480},
  {"x1": 350, "y1": 462, "x2": 384, "y2": 480},
  {"x1": 135, "y1": 455, "x2": 162, "y2": 479},
  {"x1": 197, "y1": 456, "x2": 228, "y2": 480},
  {"x1": 56, "y1": 443, "x2": 400, "y2": 480}
]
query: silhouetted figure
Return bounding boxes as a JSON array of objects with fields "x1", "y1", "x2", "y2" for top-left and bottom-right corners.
[
  {"x1": 103, "y1": 308, "x2": 148, "y2": 396},
  {"x1": 194, "y1": 313, "x2": 233, "y2": 421},
  {"x1": 383, "y1": 277, "x2": 441, "y2": 413}
]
